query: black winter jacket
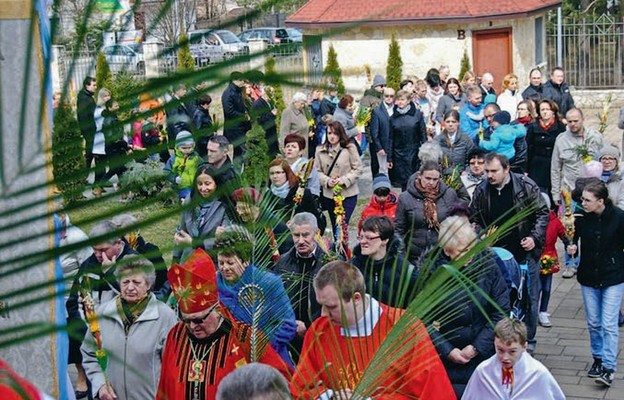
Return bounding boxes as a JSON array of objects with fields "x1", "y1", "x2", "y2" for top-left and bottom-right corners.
[
  {"x1": 521, "y1": 84, "x2": 543, "y2": 103},
  {"x1": 275, "y1": 246, "x2": 325, "y2": 327},
  {"x1": 389, "y1": 103, "x2": 427, "y2": 187},
  {"x1": 350, "y1": 240, "x2": 418, "y2": 308},
  {"x1": 395, "y1": 174, "x2": 462, "y2": 263},
  {"x1": 542, "y1": 80, "x2": 575, "y2": 117},
  {"x1": 574, "y1": 204, "x2": 624, "y2": 288},
  {"x1": 526, "y1": 119, "x2": 566, "y2": 192},
  {"x1": 469, "y1": 172, "x2": 549, "y2": 258},
  {"x1": 77, "y1": 88, "x2": 96, "y2": 138},
  {"x1": 221, "y1": 82, "x2": 250, "y2": 143},
  {"x1": 425, "y1": 249, "x2": 510, "y2": 385}
]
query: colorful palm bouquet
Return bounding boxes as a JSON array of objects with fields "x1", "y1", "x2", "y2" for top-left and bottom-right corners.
[
  {"x1": 333, "y1": 183, "x2": 351, "y2": 259},
  {"x1": 291, "y1": 160, "x2": 315, "y2": 220},
  {"x1": 539, "y1": 254, "x2": 560, "y2": 275},
  {"x1": 355, "y1": 104, "x2": 371, "y2": 131},
  {"x1": 441, "y1": 165, "x2": 463, "y2": 192},
  {"x1": 79, "y1": 278, "x2": 109, "y2": 385},
  {"x1": 597, "y1": 94, "x2": 612, "y2": 134}
]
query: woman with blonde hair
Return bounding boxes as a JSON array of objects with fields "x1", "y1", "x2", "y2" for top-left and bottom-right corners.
[
  {"x1": 461, "y1": 71, "x2": 476, "y2": 92},
  {"x1": 497, "y1": 73, "x2": 523, "y2": 117}
]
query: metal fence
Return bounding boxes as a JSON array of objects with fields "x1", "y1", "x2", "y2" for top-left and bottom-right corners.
[
  {"x1": 54, "y1": 44, "x2": 305, "y2": 95},
  {"x1": 547, "y1": 13, "x2": 624, "y2": 89}
]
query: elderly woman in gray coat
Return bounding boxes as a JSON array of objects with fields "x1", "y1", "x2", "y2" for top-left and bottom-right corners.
[
  {"x1": 82, "y1": 257, "x2": 177, "y2": 400},
  {"x1": 279, "y1": 91, "x2": 309, "y2": 150}
]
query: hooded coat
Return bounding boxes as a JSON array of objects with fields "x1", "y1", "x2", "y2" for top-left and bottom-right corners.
[{"x1": 479, "y1": 123, "x2": 526, "y2": 160}]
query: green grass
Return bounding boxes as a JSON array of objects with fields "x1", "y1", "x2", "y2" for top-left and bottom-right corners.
[{"x1": 67, "y1": 199, "x2": 180, "y2": 265}]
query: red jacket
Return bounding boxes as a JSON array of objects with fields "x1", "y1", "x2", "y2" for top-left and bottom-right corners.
[
  {"x1": 541, "y1": 211, "x2": 566, "y2": 259},
  {"x1": 358, "y1": 192, "x2": 399, "y2": 233}
]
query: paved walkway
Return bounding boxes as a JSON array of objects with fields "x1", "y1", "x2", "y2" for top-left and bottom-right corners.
[{"x1": 533, "y1": 272, "x2": 623, "y2": 399}]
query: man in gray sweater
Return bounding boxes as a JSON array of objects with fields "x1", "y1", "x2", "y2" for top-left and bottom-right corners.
[{"x1": 550, "y1": 108, "x2": 603, "y2": 205}]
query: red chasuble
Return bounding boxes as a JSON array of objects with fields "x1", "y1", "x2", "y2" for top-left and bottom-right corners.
[
  {"x1": 291, "y1": 303, "x2": 456, "y2": 399},
  {"x1": 156, "y1": 310, "x2": 290, "y2": 400}
]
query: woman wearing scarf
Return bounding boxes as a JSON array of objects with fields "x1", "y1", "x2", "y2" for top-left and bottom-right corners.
[
  {"x1": 315, "y1": 121, "x2": 363, "y2": 237},
  {"x1": 599, "y1": 145, "x2": 624, "y2": 210},
  {"x1": 81, "y1": 257, "x2": 177, "y2": 400},
  {"x1": 526, "y1": 99, "x2": 566, "y2": 200},
  {"x1": 390, "y1": 89, "x2": 428, "y2": 191},
  {"x1": 395, "y1": 161, "x2": 462, "y2": 264},
  {"x1": 266, "y1": 158, "x2": 322, "y2": 225},
  {"x1": 173, "y1": 165, "x2": 231, "y2": 264}
]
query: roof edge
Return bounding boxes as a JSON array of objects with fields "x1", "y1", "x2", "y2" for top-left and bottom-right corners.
[{"x1": 285, "y1": 3, "x2": 561, "y2": 29}]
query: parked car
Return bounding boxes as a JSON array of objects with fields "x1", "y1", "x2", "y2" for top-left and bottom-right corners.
[
  {"x1": 286, "y1": 28, "x2": 303, "y2": 43},
  {"x1": 188, "y1": 29, "x2": 249, "y2": 62},
  {"x1": 102, "y1": 44, "x2": 145, "y2": 74},
  {"x1": 238, "y1": 28, "x2": 291, "y2": 45}
]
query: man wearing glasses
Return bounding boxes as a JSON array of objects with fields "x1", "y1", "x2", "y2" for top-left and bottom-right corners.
[
  {"x1": 157, "y1": 249, "x2": 289, "y2": 400},
  {"x1": 370, "y1": 87, "x2": 395, "y2": 176}
]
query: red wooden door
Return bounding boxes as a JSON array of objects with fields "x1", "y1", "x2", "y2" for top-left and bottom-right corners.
[{"x1": 472, "y1": 28, "x2": 513, "y2": 94}]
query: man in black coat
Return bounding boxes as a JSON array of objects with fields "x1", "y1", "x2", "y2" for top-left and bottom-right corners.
[
  {"x1": 251, "y1": 87, "x2": 278, "y2": 158},
  {"x1": 369, "y1": 87, "x2": 394, "y2": 176},
  {"x1": 469, "y1": 152, "x2": 549, "y2": 353},
  {"x1": 274, "y1": 212, "x2": 325, "y2": 362},
  {"x1": 76, "y1": 76, "x2": 97, "y2": 172},
  {"x1": 542, "y1": 67, "x2": 575, "y2": 120},
  {"x1": 521, "y1": 67, "x2": 544, "y2": 103},
  {"x1": 222, "y1": 71, "x2": 250, "y2": 160},
  {"x1": 165, "y1": 84, "x2": 192, "y2": 152}
]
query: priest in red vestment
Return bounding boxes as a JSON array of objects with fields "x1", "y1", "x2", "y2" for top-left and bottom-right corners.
[
  {"x1": 291, "y1": 260, "x2": 456, "y2": 399},
  {"x1": 156, "y1": 248, "x2": 290, "y2": 400}
]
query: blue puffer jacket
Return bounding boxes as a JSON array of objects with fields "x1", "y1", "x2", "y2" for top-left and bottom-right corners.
[{"x1": 479, "y1": 123, "x2": 526, "y2": 160}]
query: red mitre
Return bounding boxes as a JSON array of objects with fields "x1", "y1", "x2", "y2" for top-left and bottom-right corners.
[{"x1": 168, "y1": 248, "x2": 218, "y2": 314}]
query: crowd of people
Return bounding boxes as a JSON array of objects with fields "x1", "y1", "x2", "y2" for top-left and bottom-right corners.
[{"x1": 55, "y1": 64, "x2": 624, "y2": 400}]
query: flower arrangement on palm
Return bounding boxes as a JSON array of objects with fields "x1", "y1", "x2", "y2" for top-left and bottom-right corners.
[
  {"x1": 539, "y1": 254, "x2": 560, "y2": 275},
  {"x1": 333, "y1": 183, "x2": 351, "y2": 259},
  {"x1": 597, "y1": 94, "x2": 612, "y2": 134},
  {"x1": 80, "y1": 279, "x2": 109, "y2": 385},
  {"x1": 441, "y1": 165, "x2": 463, "y2": 192},
  {"x1": 355, "y1": 104, "x2": 371, "y2": 131}
]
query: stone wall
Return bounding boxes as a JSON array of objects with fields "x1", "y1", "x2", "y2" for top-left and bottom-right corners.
[
  {"x1": 571, "y1": 89, "x2": 624, "y2": 109},
  {"x1": 306, "y1": 16, "x2": 542, "y2": 94}
]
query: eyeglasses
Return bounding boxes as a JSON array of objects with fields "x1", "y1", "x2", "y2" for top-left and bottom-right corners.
[
  {"x1": 358, "y1": 234, "x2": 381, "y2": 241},
  {"x1": 181, "y1": 305, "x2": 217, "y2": 324},
  {"x1": 469, "y1": 160, "x2": 485, "y2": 166},
  {"x1": 601, "y1": 157, "x2": 617, "y2": 162},
  {"x1": 384, "y1": 95, "x2": 394, "y2": 98}
]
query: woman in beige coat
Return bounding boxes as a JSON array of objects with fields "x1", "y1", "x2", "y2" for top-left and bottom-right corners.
[{"x1": 315, "y1": 121, "x2": 363, "y2": 237}]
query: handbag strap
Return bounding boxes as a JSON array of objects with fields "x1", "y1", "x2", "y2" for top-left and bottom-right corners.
[{"x1": 326, "y1": 148, "x2": 343, "y2": 177}]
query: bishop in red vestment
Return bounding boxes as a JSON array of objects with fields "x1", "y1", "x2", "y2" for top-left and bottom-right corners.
[{"x1": 156, "y1": 249, "x2": 290, "y2": 400}]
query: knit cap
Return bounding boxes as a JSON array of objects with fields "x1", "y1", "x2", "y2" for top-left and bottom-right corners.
[
  {"x1": 372, "y1": 174, "x2": 391, "y2": 191},
  {"x1": 493, "y1": 111, "x2": 511, "y2": 126},
  {"x1": 372, "y1": 75, "x2": 386, "y2": 88},
  {"x1": 175, "y1": 130, "x2": 195, "y2": 147},
  {"x1": 599, "y1": 145, "x2": 621, "y2": 160}
]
